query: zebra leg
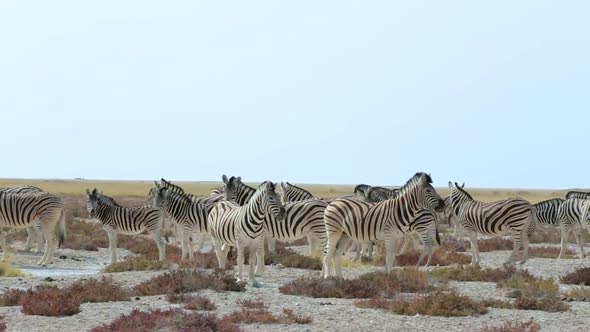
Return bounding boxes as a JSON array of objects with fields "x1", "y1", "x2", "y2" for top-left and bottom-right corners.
[
  {"x1": 334, "y1": 236, "x2": 351, "y2": 279},
  {"x1": 221, "y1": 244, "x2": 230, "y2": 268},
  {"x1": 150, "y1": 231, "x2": 166, "y2": 261},
  {"x1": 351, "y1": 242, "x2": 361, "y2": 261},
  {"x1": 35, "y1": 223, "x2": 45, "y2": 253},
  {"x1": 38, "y1": 222, "x2": 57, "y2": 266},
  {"x1": 323, "y1": 231, "x2": 342, "y2": 278},
  {"x1": 106, "y1": 231, "x2": 118, "y2": 264},
  {"x1": 520, "y1": 227, "x2": 529, "y2": 264},
  {"x1": 235, "y1": 241, "x2": 245, "y2": 283},
  {"x1": 558, "y1": 225, "x2": 570, "y2": 259},
  {"x1": 194, "y1": 233, "x2": 206, "y2": 252},
  {"x1": 0, "y1": 231, "x2": 8, "y2": 262},
  {"x1": 266, "y1": 237, "x2": 276, "y2": 254},
  {"x1": 21, "y1": 226, "x2": 35, "y2": 252},
  {"x1": 307, "y1": 234, "x2": 317, "y2": 256},
  {"x1": 180, "y1": 228, "x2": 189, "y2": 261},
  {"x1": 249, "y1": 243, "x2": 260, "y2": 286},
  {"x1": 384, "y1": 237, "x2": 398, "y2": 272},
  {"x1": 211, "y1": 238, "x2": 225, "y2": 269},
  {"x1": 255, "y1": 237, "x2": 265, "y2": 276},
  {"x1": 573, "y1": 228, "x2": 585, "y2": 258},
  {"x1": 468, "y1": 232, "x2": 479, "y2": 266},
  {"x1": 399, "y1": 236, "x2": 410, "y2": 255}
]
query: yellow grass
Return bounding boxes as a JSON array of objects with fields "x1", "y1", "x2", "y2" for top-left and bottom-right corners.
[
  {"x1": 0, "y1": 261, "x2": 28, "y2": 277},
  {"x1": 0, "y1": 178, "x2": 577, "y2": 203}
]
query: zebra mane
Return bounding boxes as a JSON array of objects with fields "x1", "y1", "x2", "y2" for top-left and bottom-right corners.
[
  {"x1": 286, "y1": 182, "x2": 312, "y2": 195},
  {"x1": 396, "y1": 172, "x2": 432, "y2": 196},
  {"x1": 454, "y1": 183, "x2": 474, "y2": 200},
  {"x1": 354, "y1": 184, "x2": 371, "y2": 195},
  {"x1": 161, "y1": 178, "x2": 185, "y2": 193}
]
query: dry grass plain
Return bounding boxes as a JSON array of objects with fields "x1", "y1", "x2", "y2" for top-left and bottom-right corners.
[{"x1": 0, "y1": 177, "x2": 589, "y2": 332}]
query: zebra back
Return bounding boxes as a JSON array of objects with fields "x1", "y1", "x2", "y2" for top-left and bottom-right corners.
[
  {"x1": 565, "y1": 191, "x2": 590, "y2": 200},
  {"x1": 365, "y1": 186, "x2": 400, "y2": 202},
  {"x1": 279, "y1": 182, "x2": 314, "y2": 204},
  {"x1": 0, "y1": 185, "x2": 44, "y2": 194},
  {"x1": 532, "y1": 198, "x2": 565, "y2": 226},
  {"x1": 0, "y1": 191, "x2": 63, "y2": 228}
]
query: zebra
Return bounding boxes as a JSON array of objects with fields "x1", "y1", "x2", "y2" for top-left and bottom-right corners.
[
  {"x1": 278, "y1": 182, "x2": 317, "y2": 204},
  {"x1": 152, "y1": 186, "x2": 214, "y2": 262},
  {"x1": 558, "y1": 198, "x2": 590, "y2": 259},
  {"x1": 448, "y1": 182, "x2": 533, "y2": 266},
  {"x1": 0, "y1": 191, "x2": 65, "y2": 265},
  {"x1": 565, "y1": 191, "x2": 590, "y2": 200},
  {"x1": 221, "y1": 175, "x2": 255, "y2": 205},
  {"x1": 158, "y1": 178, "x2": 225, "y2": 205},
  {"x1": 323, "y1": 172, "x2": 444, "y2": 278},
  {"x1": 86, "y1": 188, "x2": 166, "y2": 264},
  {"x1": 528, "y1": 198, "x2": 565, "y2": 236},
  {"x1": 0, "y1": 185, "x2": 45, "y2": 253},
  {"x1": 207, "y1": 181, "x2": 286, "y2": 285}
]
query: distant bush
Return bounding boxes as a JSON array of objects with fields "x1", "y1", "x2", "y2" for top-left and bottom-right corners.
[
  {"x1": 91, "y1": 308, "x2": 242, "y2": 332},
  {"x1": 498, "y1": 275, "x2": 569, "y2": 312},
  {"x1": 477, "y1": 238, "x2": 514, "y2": 252},
  {"x1": 0, "y1": 289, "x2": 27, "y2": 306},
  {"x1": 559, "y1": 267, "x2": 590, "y2": 286},
  {"x1": 355, "y1": 290, "x2": 488, "y2": 317},
  {"x1": 430, "y1": 265, "x2": 534, "y2": 283},
  {"x1": 225, "y1": 299, "x2": 312, "y2": 325},
  {"x1": 20, "y1": 285, "x2": 81, "y2": 316},
  {"x1": 0, "y1": 262, "x2": 27, "y2": 278},
  {"x1": 561, "y1": 287, "x2": 590, "y2": 302},
  {"x1": 480, "y1": 319, "x2": 541, "y2": 332},
  {"x1": 528, "y1": 246, "x2": 575, "y2": 259},
  {"x1": 104, "y1": 256, "x2": 170, "y2": 273},
  {"x1": 132, "y1": 269, "x2": 245, "y2": 296},
  {"x1": 265, "y1": 247, "x2": 322, "y2": 270}
]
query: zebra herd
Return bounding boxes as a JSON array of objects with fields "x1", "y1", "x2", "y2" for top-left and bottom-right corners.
[{"x1": 1, "y1": 173, "x2": 590, "y2": 286}]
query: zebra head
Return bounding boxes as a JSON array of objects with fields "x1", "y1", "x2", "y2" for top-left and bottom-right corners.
[
  {"x1": 400, "y1": 172, "x2": 444, "y2": 211},
  {"x1": 448, "y1": 182, "x2": 469, "y2": 216},
  {"x1": 86, "y1": 188, "x2": 103, "y2": 218},
  {"x1": 279, "y1": 182, "x2": 290, "y2": 204},
  {"x1": 151, "y1": 186, "x2": 171, "y2": 210},
  {"x1": 354, "y1": 184, "x2": 371, "y2": 200},
  {"x1": 259, "y1": 181, "x2": 286, "y2": 220},
  {"x1": 222, "y1": 174, "x2": 238, "y2": 202}
]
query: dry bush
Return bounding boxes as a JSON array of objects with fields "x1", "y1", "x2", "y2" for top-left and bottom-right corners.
[
  {"x1": 481, "y1": 319, "x2": 541, "y2": 332},
  {"x1": 264, "y1": 247, "x2": 322, "y2": 270},
  {"x1": 91, "y1": 308, "x2": 242, "y2": 332},
  {"x1": 481, "y1": 298, "x2": 515, "y2": 309},
  {"x1": 440, "y1": 238, "x2": 469, "y2": 252},
  {"x1": 105, "y1": 256, "x2": 170, "y2": 273},
  {"x1": 0, "y1": 315, "x2": 5, "y2": 332},
  {"x1": 355, "y1": 290, "x2": 488, "y2": 317},
  {"x1": 430, "y1": 265, "x2": 534, "y2": 283},
  {"x1": 225, "y1": 299, "x2": 312, "y2": 325},
  {"x1": 562, "y1": 287, "x2": 590, "y2": 301},
  {"x1": 62, "y1": 219, "x2": 107, "y2": 251},
  {"x1": 184, "y1": 295, "x2": 218, "y2": 311},
  {"x1": 0, "y1": 262, "x2": 27, "y2": 278},
  {"x1": 132, "y1": 269, "x2": 245, "y2": 296},
  {"x1": 66, "y1": 277, "x2": 130, "y2": 303},
  {"x1": 280, "y1": 269, "x2": 433, "y2": 299},
  {"x1": 372, "y1": 247, "x2": 471, "y2": 267},
  {"x1": 478, "y1": 238, "x2": 514, "y2": 252},
  {"x1": 559, "y1": 267, "x2": 590, "y2": 286},
  {"x1": 20, "y1": 285, "x2": 81, "y2": 316},
  {"x1": 529, "y1": 228, "x2": 562, "y2": 244},
  {"x1": 0, "y1": 289, "x2": 27, "y2": 306},
  {"x1": 279, "y1": 277, "x2": 380, "y2": 299},
  {"x1": 528, "y1": 246, "x2": 575, "y2": 259},
  {"x1": 498, "y1": 275, "x2": 569, "y2": 312},
  {"x1": 166, "y1": 292, "x2": 217, "y2": 311}
]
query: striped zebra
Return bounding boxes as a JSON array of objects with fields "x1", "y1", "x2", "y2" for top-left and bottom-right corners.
[
  {"x1": 207, "y1": 181, "x2": 286, "y2": 285},
  {"x1": 558, "y1": 198, "x2": 590, "y2": 259},
  {"x1": 0, "y1": 191, "x2": 65, "y2": 265},
  {"x1": 230, "y1": 178, "x2": 327, "y2": 257},
  {"x1": 278, "y1": 182, "x2": 316, "y2": 203},
  {"x1": 437, "y1": 196, "x2": 461, "y2": 237},
  {"x1": 158, "y1": 178, "x2": 225, "y2": 205},
  {"x1": 448, "y1": 182, "x2": 533, "y2": 266},
  {"x1": 528, "y1": 198, "x2": 565, "y2": 236},
  {"x1": 152, "y1": 186, "x2": 213, "y2": 262},
  {"x1": 565, "y1": 191, "x2": 590, "y2": 200},
  {"x1": 323, "y1": 172, "x2": 444, "y2": 278},
  {"x1": 221, "y1": 175, "x2": 255, "y2": 205},
  {"x1": 86, "y1": 188, "x2": 166, "y2": 264},
  {"x1": 0, "y1": 186, "x2": 45, "y2": 253}
]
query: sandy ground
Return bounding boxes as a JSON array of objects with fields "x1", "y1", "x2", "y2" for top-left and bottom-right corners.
[{"x1": 0, "y1": 239, "x2": 589, "y2": 332}]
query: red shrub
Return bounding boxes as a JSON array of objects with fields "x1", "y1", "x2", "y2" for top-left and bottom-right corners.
[
  {"x1": 132, "y1": 269, "x2": 245, "y2": 296},
  {"x1": 20, "y1": 285, "x2": 81, "y2": 316},
  {"x1": 560, "y1": 267, "x2": 590, "y2": 285}
]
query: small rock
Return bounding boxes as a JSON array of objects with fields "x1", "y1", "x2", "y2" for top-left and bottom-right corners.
[
  {"x1": 276, "y1": 264, "x2": 285, "y2": 269},
  {"x1": 44, "y1": 277, "x2": 55, "y2": 282},
  {"x1": 59, "y1": 255, "x2": 67, "y2": 259},
  {"x1": 135, "y1": 297, "x2": 140, "y2": 301},
  {"x1": 319, "y1": 302, "x2": 334, "y2": 306}
]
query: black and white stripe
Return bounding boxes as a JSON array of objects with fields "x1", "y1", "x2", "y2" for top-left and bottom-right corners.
[
  {"x1": 323, "y1": 172, "x2": 444, "y2": 278},
  {"x1": 558, "y1": 198, "x2": 590, "y2": 259},
  {"x1": 0, "y1": 186, "x2": 46, "y2": 253},
  {"x1": 449, "y1": 182, "x2": 533, "y2": 266},
  {"x1": 529, "y1": 198, "x2": 565, "y2": 236},
  {"x1": 207, "y1": 181, "x2": 285, "y2": 285},
  {"x1": 0, "y1": 190, "x2": 65, "y2": 266},
  {"x1": 86, "y1": 188, "x2": 166, "y2": 263},
  {"x1": 152, "y1": 187, "x2": 213, "y2": 262},
  {"x1": 278, "y1": 182, "x2": 316, "y2": 203},
  {"x1": 565, "y1": 191, "x2": 590, "y2": 200}
]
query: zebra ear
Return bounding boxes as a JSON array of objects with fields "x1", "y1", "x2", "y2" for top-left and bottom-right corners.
[
  {"x1": 85, "y1": 189, "x2": 91, "y2": 196},
  {"x1": 236, "y1": 176, "x2": 242, "y2": 184},
  {"x1": 448, "y1": 182, "x2": 453, "y2": 189},
  {"x1": 461, "y1": 182, "x2": 465, "y2": 188},
  {"x1": 222, "y1": 174, "x2": 228, "y2": 184}
]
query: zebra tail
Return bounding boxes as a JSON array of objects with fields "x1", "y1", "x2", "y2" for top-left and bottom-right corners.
[
  {"x1": 434, "y1": 220, "x2": 441, "y2": 245},
  {"x1": 58, "y1": 209, "x2": 66, "y2": 247}
]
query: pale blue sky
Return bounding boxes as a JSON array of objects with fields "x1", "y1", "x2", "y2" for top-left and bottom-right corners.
[{"x1": 1, "y1": 1, "x2": 589, "y2": 188}]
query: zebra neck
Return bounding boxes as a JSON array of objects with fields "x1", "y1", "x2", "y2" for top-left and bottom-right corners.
[{"x1": 243, "y1": 191, "x2": 266, "y2": 226}]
